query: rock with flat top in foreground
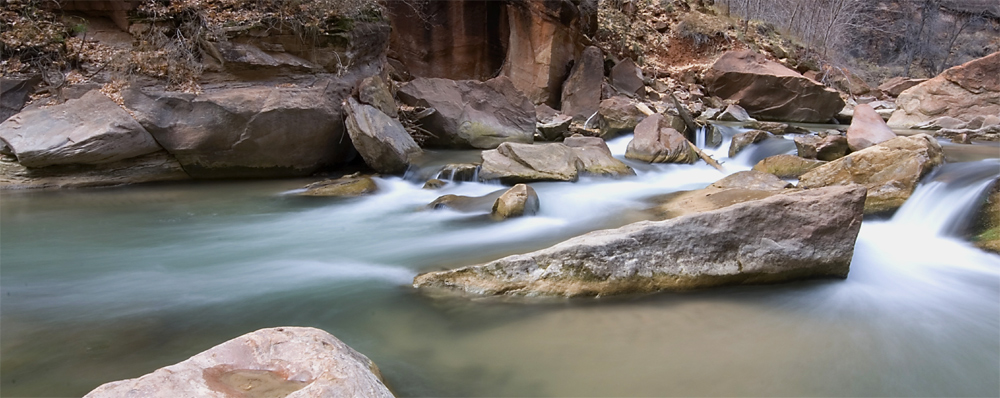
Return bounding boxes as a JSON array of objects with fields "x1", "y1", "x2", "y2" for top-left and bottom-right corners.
[
  {"x1": 84, "y1": 327, "x2": 393, "y2": 398},
  {"x1": 414, "y1": 185, "x2": 866, "y2": 297}
]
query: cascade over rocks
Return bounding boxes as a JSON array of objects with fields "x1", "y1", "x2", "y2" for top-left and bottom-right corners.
[
  {"x1": 344, "y1": 98, "x2": 421, "y2": 174},
  {"x1": 414, "y1": 185, "x2": 866, "y2": 297},
  {"x1": 0, "y1": 90, "x2": 161, "y2": 168},
  {"x1": 83, "y1": 327, "x2": 393, "y2": 398},
  {"x1": 396, "y1": 76, "x2": 535, "y2": 149},
  {"x1": 492, "y1": 183, "x2": 541, "y2": 220},
  {"x1": 625, "y1": 114, "x2": 696, "y2": 164},
  {"x1": 888, "y1": 51, "x2": 1000, "y2": 128},
  {"x1": 561, "y1": 46, "x2": 605, "y2": 121},
  {"x1": 704, "y1": 50, "x2": 845, "y2": 123},
  {"x1": 123, "y1": 81, "x2": 353, "y2": 178},
  {"x1": 847, "y1": 104, "x2": 897, "y2": 151},
  {"x1": 728, "y1": 130, "x2": 773, "y2": 158},
  {"x1": 799, "y1": 134, "x2": 944, "y2": 214}
]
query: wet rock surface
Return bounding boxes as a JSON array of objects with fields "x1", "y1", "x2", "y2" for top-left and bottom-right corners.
[{"x1": 344, "y1": 98, "x2": 421, "y2": 174}]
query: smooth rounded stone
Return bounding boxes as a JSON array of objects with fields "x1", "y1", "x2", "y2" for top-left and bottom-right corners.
[
  {"x1": 414, "y1": 185, "x2": 866, "y2": 297},
  {"x1": 752, "y1": 154, "x2": 826, "y2": 178},
  {"x1": 0, "y1": 90, "x2": 161, "y2": 168},
  {"x1": 564, "y1": 135, "x2": 635, "y2": 177},
  {"x1": 728, "y1": 130, "x2": 773, "y2": 158},
  {"x1": 795, "y1": 135, "x2": 848, "y2": 161},
  {"x1": 889, "y1": 51, "x2": 1000, "y2": 128},
  {"x1": 358, "y1": 75, "x2": 397, "y2": 118},
  {"x1": 344, "y1": 98, "x2": 421, "y2": 174},
  {"x1": 491, "y1": 183, "x2": 540, "y2": 220},
  {"x1": 422, "y1": 179, "x2": 447, "y2": 189},
  {"x1": 479, "y1": 142, "x2": 581, "y2": 184},
  {"x1": 299, "y1": 176, "x2": 378, "y2": 197},
  {"x1": 535, "y1": 104, "x2": 573, "y2": 141},
  {"x1": 597, "y1": 96, "x2": 648, "y2": 138},
  {"x1": 610, "y1": 58, "x2": 645, "y2": 98},
  {"x1": 709, "y1": 170, "x2": 793, "y2": 190},
  {"x1": 716, "y1": 104, "x2": 754, "y2": 122},
  {"x1": 625, "y1": 114, "x2": 696, "y2": 164},
  {"x1": 427, "y1": 189, "x2": 505, "y2": 212},
  {"x1": 396, "y1": 76, "x2": 535, "y2": 149},
  {"x1": 704, "y1": 50, "x2": 844, "y2": 123},
  {"x1": 799, "y1": 134, "x2": 944, "y2": 214},
  {"x1": 561, "y1": 46, "x2": 604, "y2": 121},
  {"x1": 847, "y1": 103, "x2": 897, "y2": 152},
  {"x1": 83, "y1": 327, "x2": 393, "y2": 398}
]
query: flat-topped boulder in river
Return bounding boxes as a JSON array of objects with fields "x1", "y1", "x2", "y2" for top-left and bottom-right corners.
[
  {"x1": 84, "y1": 327, "x2": 393, "y2": 398},
  {"x1": 396, "y1": 76, "x2": 535, "y2": 149},
  {"x1": 479, "y1": 139, "x2": 633, "y2": 184},
  {"x1": 704, "y1": 50, "x2": 844, "y2": 123},
  {"x1": 414, "y1": 185, "x2": 866, "y2": 297},
  {"x1": 799, "y1": 134, "x2": 944, "y2": 214}
]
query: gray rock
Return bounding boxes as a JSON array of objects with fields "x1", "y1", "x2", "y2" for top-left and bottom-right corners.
[
  {"x1": 492, "y1": 183, "x2": 540, "y2": 220},
  {"x1": 563, "y1": 135, "x2": 635, "y2": 177},
  {"x1": 358, "y1": 75, "x2": 398, "y2": 118},
  {"x1": 561, "y1": 46, "x2": 604, "y2": 121},
  {"x1": 300, "y1": 175, "x2": 378, "y2": 197},
  {"x1": 344, "y1": 97, "x2": 421, "y2": 174},
  {"x1": 124, "y1": 80, "x2": 353, "y2": 178},
  {"x1": 83, "y1": 327, "x2": 393, "y2": 398},
  {"x1": 0, "y1": 151, "x2": 190, "y2": 190},
  {"x1": 397, "y1": 76, "x2": 535, "y2": 149},
  {"x1": 716, "y1": 104, "x2": 753, "y2": 122},
  {"x1": 625, "y1": 114, "x2": 696, "y2": 164},
  {"x1": 428, "y1": 189, "x2": 505, "y2": 212},
  {"x1": 535, "y1": 104, "x2": 573, "y2": 141},
  {"x1": 0, "y1": 90, "x2": 161, "y2": 168},
  {"x1": 610, "y1": 58, "x2": 645, "y2": 98},
  {"x1": 1, "y1": 75, "x2": 41, "y2": 121},
  {"x1": 597, "y1": 96, "x2": 648, "y2": 138},
  {"x1": 479, "y1": 142, "x2": 582, "y2": 184},
  {"x1": 414, "y1": 185, "x2": 866, "y2": 297},
  {"x1": 794, "y1": 134, "x2": 848, "y2": 161}
]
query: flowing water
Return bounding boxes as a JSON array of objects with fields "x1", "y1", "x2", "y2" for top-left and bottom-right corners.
[{"x1": 1, "y1": 133, "x2": 998, "y2": 397}]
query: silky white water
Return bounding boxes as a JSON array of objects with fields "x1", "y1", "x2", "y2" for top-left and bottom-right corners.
[{"x1": 1, "y1": 133, "x2": 997, "y2": 396}]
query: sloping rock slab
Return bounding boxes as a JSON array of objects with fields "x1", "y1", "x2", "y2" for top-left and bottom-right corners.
[
  {"x1": 397, "y1": 76, "x2": 534, "y2": 149},
  {"x1": 0, "y1": 90, "x2": 161, "y2": 168},
  {"x1": 479, "y1": 142, "x2": 582, "y2": 184},
  {"x1": 0, "y1": 151, "x2": 189, "y2": 190},
  {"x1": 888, "y1": 51, "x2": 1000, "y2": 128},
  {"x1": 414, "y1": 185, "x2": 866, "y2": 297},
  {"x1": 84, "y1": 327, "x2": 393, "y2": 398},
  {"x1": 799, "y1": 134, "x2": 944, "y2": 214},
  {"x1": 344, "y1": 98, "x2": 421, "y2": 174},
  {"x1": 704, "y1": 50, "x2": 844, "y2": 123}
]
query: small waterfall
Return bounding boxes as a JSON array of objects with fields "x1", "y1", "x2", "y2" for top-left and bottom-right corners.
[
  {"x1": 891, "y1": 159, "x2": 1000, "y2": 237},
  {"x1": 695, "y1": 126, "x2": 706, "y2": 149}
]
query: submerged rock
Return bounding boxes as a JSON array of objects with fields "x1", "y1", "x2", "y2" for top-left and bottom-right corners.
[
  {"x1": 414, "y1": 185, "x2": 866, "y2": 297},
  {"x1": 300, "y1": 175, "x2": 378, "y2": 197},
  {"x1": 799, "y1": 134, "x2": 944, "y2": 213},
  {"x1": 83, "y1": 327, "x2": 393, "y2": 398},
  {"x1": 427, "y1": 189, "x2": 505, "y2": 212},
  {"x1": 752, "y1": 154, "x2": 826, "y2": 179},
  {"x1": 0, "y1": 90, "x2": 161, "y2": 168},
  {"x1": 492, "y1": 183, "x2": 540, "y2": 220}
]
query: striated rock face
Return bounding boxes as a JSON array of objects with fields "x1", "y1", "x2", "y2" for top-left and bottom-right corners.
[
  {"x1": 124, "y1": 81, "x2": 352, "y2": 178},
  {"x1": 0, "y1": 91, "x2": 161, "y2": 168},
  {"x1": 561, "y1": 46, "x2": 604, "y2": 120},
  {"x1": 492, "y1": 183, "x2": 540, "y2": 220},
  {"x1": 84, "y1": 327, "x2": 393, "y2": 398},
  {"x1": 414, "y1": 185, "x2": 866, "y2": 297},
  {"x1": 752, "y1": 154, "x2": 826, "y2": 178},
  {"x1": 704, "y1": 51, "x2": 844, "y2": 123},
  {"x1": 888, "y1": 51, "x2": 1000, "y2": 128},
  {"x1": 480, "y1": 142, "x2": 582, "y2": 183},
  {"x1": 847, "y1": 104, "x2": 897, "y2": 152},
  {"x1": 799, "y1": 134, "x2": 944, "y2": 214},
  {"x1": 625, "y1": 114, "x2": 696, "y2": 164},
  {"x1": 397, "y1": 76, "x2": 535, "y2": 149},
  {"x1": 344, "y1": 98, "x2": 421, "y2": 174}
]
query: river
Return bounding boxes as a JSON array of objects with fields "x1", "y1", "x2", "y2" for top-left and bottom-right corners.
[{"x1": 1, "y1": 132, "x2": 998, "y2": 397}]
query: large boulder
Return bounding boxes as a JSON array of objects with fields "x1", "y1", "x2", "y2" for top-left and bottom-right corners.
[
  {"x1": 83, "y1": 327, "x2": 393, "y2": 398},
  {"x1": 560, "y1": 46, "x2": 604, "y2": 121},
  {"x1": 625, "y1": 114, "x2": 696, "y2": 164},
  {"x1": 704, "y1": 50, "x2": 845, "y2": 123},
  {"x1": 344, "y1": 98, "x2": 421, "y2": 174},
  {"x1": 123, "y1": 80, "x2": 353, "y2": 178},
  {"x1": 0, "y1": 90, "x2": 161, "y2": 168},
  {"x1": 492, "y1": 183, "x2": 540, "y2": 220},
  {"x1": 479, "y1": 142, "x2": 582, "y2": 184},
  {"x1": 847, "y1": 103, "x2": 897, "y2": 151},
  {"x1": 799, "y1": 134, "x2": 944, "y2": 213},
  {"x1": 888, "y1": 51, "x2": 1000, "y2": 128},
  {"x1": 597, "y1": 96, "x2": 648, "y2": 138},
  {"x1": 563, "y1": 135, "x2": 635, "y2": 177},
  {"x1": 414, "y1": 185, "x2": 866, "y2": 297},
  {"x1": 535, "y1": 104, "x2": 573, "y2": 141},
  {"x1": 397, "y1": 76, "x2": 535, "y2": 149},
  {"x1": 610, "y1": 58, "x2": 645, "y2": 98},
  {"x1": 794, "y1": 134, "x2": 848, "y2": 161}
]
